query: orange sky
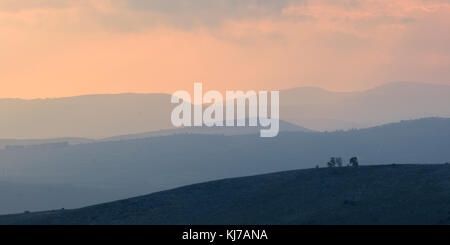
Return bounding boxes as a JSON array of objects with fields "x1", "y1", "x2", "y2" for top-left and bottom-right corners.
[{"x1": 1, "y1": 0, "x2": 450, "y2": 99}]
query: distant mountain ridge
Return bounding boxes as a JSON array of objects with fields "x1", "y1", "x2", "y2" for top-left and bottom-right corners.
[
  {"x1": 280, "y1": 82, "x2": 450, "y2": 131},
  {"x1": 0, "y1": 119, "x2": 310, "y2": 149},
  {"x1": 0, "y1": 138, "x2": 93, "y2": 150},
  {"x1": 1, "y1": 82, "x2": 450, "y2": 138},
  {"x1": 101, "y1": 119, "x2": 312, "y2": 142},
  {"x1": 0, "y1": 93, "x2": 175, "y2": 139},
  {"x1": 1, "y1": 164, "x2": 448, "y2": 225}
]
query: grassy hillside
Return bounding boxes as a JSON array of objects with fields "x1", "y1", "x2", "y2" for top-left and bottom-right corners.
[
  {"x1": 1, "y1": 164, "x2": 449, "y2": 225},
  {"x1": 0, "y1": 181, "x2": 120, "y2": 215}
]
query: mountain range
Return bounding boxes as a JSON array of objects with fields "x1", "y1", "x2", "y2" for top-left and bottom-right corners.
[
  {"x1": 0, "y1": 119, "x2": 309, "y2": 149},
  {"x1": 2, "y1": 82, "x2": 450, "y2": 139}
]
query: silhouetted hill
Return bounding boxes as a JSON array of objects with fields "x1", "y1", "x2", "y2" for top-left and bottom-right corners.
[
  {"x1": 1, "y1": 164, "x2": 448, "y2": 225},
  {"x1": 0, "y1": 181, "x2": 120, "y2": 215},
  {"x1": 0, "y1": 137, "x2": 93, "y2": 149},
  {"x1": 0, "y1": 120, "x2": 309, "y2": 149},
  {"x1": 101, "y1": 119, "x2": 312, "y2": 141},
  {"x1": 0, "y1": 117, "x2": 449, "y2": 214},
  {"x1": 0, "y1": 93, "x2": 175, "y2": 139},
  {"x1": 281, "y1": 82, "x2": 450, "y2": 131},
  {"x1": 2, "y1": 82, "x2": 450, "y2": 138}
]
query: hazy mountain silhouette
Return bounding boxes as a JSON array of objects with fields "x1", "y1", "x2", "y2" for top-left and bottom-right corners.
[
  {"x1": 0, "y1": 120, "x2": 310, "y2": 149},
  {"x1": 0, "y1": 138, "x2": 93, "y2": 150},
  {"x1": 281, "y1": 82, "x2": 450, "y2": 131},
  {"x1": 1, "y1": 164, "x2": 448, "y2": 225},
  {"x1": 2, "y1": 82, "x2": 450, "y2": 138},
  {"x1": 0, "y1": 117, "x2": 449, "y2": 214},
  {"x1": 0, "y1": 93, "x2": 175, "y2": 139},
  {"x1": 101, "y1": 119, "x2": 312, "y2": 141}
]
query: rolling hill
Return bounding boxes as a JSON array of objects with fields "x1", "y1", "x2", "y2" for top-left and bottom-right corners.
[
  {"x1": 1, "y1": 164, "x2": 448, "y2": 225},
  {"x1": 0, "y1": 181, "x2": 120, "y2": 215},
  {"x1": 101, "y1": 119, "x2": 312, "y2": 141},
  {"x1": 0, "y1": 117, "x2": 449, "y2": 214},
  {"x1": 0, "y1": 137, "x2": 93, "y2": 150},
  {"x1": 0, "y1": 119, "x2": 310, "y2": 149}
]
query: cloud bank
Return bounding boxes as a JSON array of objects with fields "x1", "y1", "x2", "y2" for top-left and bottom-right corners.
[{"x1": 0, "y1": 0, "x2": 449, "y2": 98}]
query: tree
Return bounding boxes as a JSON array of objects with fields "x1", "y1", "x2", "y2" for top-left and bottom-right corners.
[
  {"x1": 349, "y1": 157, "x2": 359, "y2": 167},
  {"x1": 327, "y1": 157, "x2": 336, "y2": 167},
  {"x1": 336, "y1": 157, "x2": 343, "y2": 167}
]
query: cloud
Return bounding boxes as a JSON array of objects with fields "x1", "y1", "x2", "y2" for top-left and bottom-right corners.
[
  {"x1": 0, "y1": 0, "x2": 298, "y2": 31},
  {"x1": 0, "y1": 0, "x2": 70, "y2": 12},
  {"x1": 3, "y1": 0, "x2": 448, "y2": 33},
  {"x1": 0, "y1": 0, "x2": 449, "y2": 98},
  {"x1": 110, "y1": 0, "x2": 299, "y2": 30},
  {"x1": 126, "y1": 0, "x2": 292, "y2": 17}
]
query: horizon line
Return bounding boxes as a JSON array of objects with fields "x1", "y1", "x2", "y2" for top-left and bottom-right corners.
[{"x1": 1, "y1": 81, "x2": 449, "y2": 101}]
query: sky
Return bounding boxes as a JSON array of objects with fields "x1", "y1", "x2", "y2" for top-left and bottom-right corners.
[{"x1": 0, "y1": 0, "x2": 449, "y2": 99}]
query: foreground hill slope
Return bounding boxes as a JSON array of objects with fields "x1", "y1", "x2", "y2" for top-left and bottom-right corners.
[{"x1": 1, "y1": 164, "x2": 449, "y2": 225}]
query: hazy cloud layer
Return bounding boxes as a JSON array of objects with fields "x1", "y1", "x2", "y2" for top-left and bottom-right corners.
[{"x1": 0, "y1": 0, "x2": 449, "y2": 98}]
